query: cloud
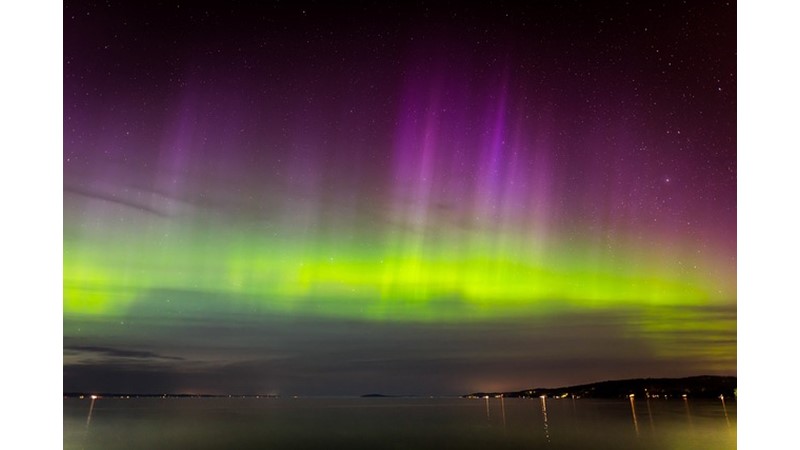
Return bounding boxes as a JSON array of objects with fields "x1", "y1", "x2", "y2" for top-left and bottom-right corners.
[
  {"x1": 64, "y1": 345, "x2": 185, "y2": 361},
  {"x1": 64, "y1": 184, "x2": 169, "y2": 217}
]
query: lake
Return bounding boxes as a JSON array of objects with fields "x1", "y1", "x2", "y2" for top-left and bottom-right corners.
[{"x1": 64, "y1": 397, "x2": 735, "y2": 449}]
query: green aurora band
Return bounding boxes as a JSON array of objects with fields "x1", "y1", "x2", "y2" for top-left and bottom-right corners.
[{"x1": 65, "y1": 224, "x2": 733, "y2": 322}]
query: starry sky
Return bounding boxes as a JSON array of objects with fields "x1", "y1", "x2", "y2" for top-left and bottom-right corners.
[{"x1": 63, "y1": 0, "x2": 736, "y2": 395}]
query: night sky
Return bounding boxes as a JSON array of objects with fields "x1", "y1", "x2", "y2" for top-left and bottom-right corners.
[{"x1": 64, "y1": 1, "x2": 736, "y2": 396}]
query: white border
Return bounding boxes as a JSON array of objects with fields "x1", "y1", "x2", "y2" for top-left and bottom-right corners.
[{"x1": 0, "y1": 1, "x2": 63, "y2": 448}]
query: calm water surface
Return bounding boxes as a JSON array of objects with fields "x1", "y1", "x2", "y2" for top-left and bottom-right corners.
[{"x1": 64, "y1": 397, "x2": 735, "y2": 449}]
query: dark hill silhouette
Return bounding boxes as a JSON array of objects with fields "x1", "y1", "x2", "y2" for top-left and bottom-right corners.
[{"x1": 465, "y1": 375, "x2": 736, "y2": 399}]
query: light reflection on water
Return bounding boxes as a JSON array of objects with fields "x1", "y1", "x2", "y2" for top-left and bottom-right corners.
[
  {"x1": 64, "y1": 397, "x2": 736, "y2": 449},
  {"x1": 629, "y1": 395, "x2": 639, "y2": 437},
  {"x1": 721, "y1": 395, "x2": 731, "y2": 428},
  {"x1": 540, "y1": 396, "x2": 551, "y2": 444}
]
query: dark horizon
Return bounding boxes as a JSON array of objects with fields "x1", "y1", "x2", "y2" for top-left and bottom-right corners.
[{"x1": 63, "y1": 374, "x2": 737, "y2": 399}]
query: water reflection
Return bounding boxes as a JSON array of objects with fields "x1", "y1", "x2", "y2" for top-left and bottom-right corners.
[
  {"x1": 86, "y1": 395, "x2": 97, "y2": 428},
  {"x1": 645, "y1": 396, "x2": 655, "y2": 432},
  {"x1": 540, "y1": 396, "x2": 551, "y2": 444},
  {"x1": 683, "y1": 396, "x2": 694, "y2": 431},
  {"x1": 500, "y1": 396, "x2": 507, "y2": 431},
  {"x1": 64, "y1": 397, "x2": 736, "y2": 450},
  {"x1": 628, "y1": 395, "x2": 639, "y2": 437},
  {"x1": 720, "y1": 395, "x2": 730, "y2": 428},
  {"x1": 83, "y1": 395, "x2": 98, "y2": 449}
]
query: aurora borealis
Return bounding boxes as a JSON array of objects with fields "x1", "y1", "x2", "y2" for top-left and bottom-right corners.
[{"x1": 64, "y1": 1, "x2": 736, "y2": 395}]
